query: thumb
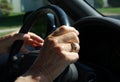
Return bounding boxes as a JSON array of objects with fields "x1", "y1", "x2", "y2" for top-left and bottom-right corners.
[{"x1": 20, "y1": 46, "x2": 31, "y2": 54}]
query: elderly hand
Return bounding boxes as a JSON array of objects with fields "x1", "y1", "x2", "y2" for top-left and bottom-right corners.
[
  {"x1": 23, "y1": 25, "x2": 80, "y2": 82},
  {"x1": 0, "y1": 32, "x2": 44, "y2": 54}
]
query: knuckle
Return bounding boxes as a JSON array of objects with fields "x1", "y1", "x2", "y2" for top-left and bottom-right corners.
[
  {"x1": 46, "y1": 37, "x2": 58, "y2": 45},
  {"x1": 54, "y1": 45, "x2": 62, "y2": 52},
  {"x1": 71, "y1": 32, "x2": 77, "y2": 37},
  {"x1": 59, "y1": 25, "x2": 67, "y2": 31}
]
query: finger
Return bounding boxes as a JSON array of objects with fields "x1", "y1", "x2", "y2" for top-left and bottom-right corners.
[
  {"x1": 25, "y1": 38, "x2": 44, "y2": 47},
  {"x1": 57, "y1": 43, "x2": 71, "y2": 52},
  {"x1": 12, "y1": 33, "x2": 44, "y2": 47},
  {"x1": 57, "y1": 43, "x2": 80, "y2": 53},
  {"x1": 13, "y1": 33, "x2": 44, "y2": 43},
  {"x1": 51, "y1": 25, "x2": 79, "y2": 36},
  {"x1": 56, "y1": 32, "x2": 79, "y2": 43},
  {"x1": 20, "y1": 46, "x2": 30, "y2": 54},
  {"x1": 28, "y1": 32, "x2": 44, "y2": 43}
]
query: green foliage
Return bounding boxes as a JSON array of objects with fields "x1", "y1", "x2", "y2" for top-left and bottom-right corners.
[
  {"x1": 30, "y1": 16, "x2": 47, "y2": 39},
  {"x1": 0, "y1": 15, "x2": 23, "y2": 29},
  {"x1": 0, "y1": 0, "x2": 8, "y2": 3},
  {"x1": 98, "y1": 7, "x2": 120, "y2": 14},
  {"x1": 94, "y1": 0, "x2": 104, "y2": 8},
  {"x1": 0, "y1": 0, "x2": 12, "y2": 16}
]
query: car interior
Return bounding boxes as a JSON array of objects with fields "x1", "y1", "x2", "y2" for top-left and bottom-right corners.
[{"x1": 0, "y1": 0, "x2": 120, "y2": 82}]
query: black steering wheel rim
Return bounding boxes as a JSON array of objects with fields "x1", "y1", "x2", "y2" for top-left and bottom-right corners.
[
  {"x1": 7, "y1": 5, "x2": 78, "y2": 82},
  {"x1": 20, "y1": 5, "x2": 70, "y2": 34},
  {"x1": 8, "y1": 4, "x2": 70, "y2": 63}
]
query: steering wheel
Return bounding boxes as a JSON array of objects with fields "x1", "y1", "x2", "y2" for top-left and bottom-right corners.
[
  {"x1": 74, "y1": 16, "x2": 120, "y2": 82},
  {"x1": 5, "y1": 5, "x2": 78, "y2": 82}
]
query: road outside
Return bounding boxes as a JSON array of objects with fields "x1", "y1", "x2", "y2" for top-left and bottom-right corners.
[
  {"x1": 0, "y1": 28, "x2": 20, "y2": 36},
  {"x1": 0, "y1": 28, "x2": 19, "y2": 33}
]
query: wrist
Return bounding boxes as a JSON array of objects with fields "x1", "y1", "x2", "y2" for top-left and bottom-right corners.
[
  {"x1": 17, "y1": 63, "x2": 54, "y2": 82},
  {"x1": 15, "y1": 72, "x2": 50, "y2": 82},
  {"x1": 25, "y1": 65, "x2": 53, "y2": 82}
]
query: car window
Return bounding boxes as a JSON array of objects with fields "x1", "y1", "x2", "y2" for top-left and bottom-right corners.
[{"x1": 85, "y1": 0, "x2": 120, "y2": 19}]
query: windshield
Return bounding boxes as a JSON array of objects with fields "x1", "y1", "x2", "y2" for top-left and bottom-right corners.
[{"x1": 85, "y1": 0, "x2": 120, "y2": 19}]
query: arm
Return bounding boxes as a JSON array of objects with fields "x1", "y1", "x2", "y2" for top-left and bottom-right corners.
[
  {"x1": 15, "y1": 25, "x2": 80, "y2": 82},
  {"x1": 15, "y1": 73, "x2": 49, "y2": 82}
]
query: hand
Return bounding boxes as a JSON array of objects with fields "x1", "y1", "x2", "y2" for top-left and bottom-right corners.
[
  {"x1": 0, "y1": 32, "x2": 44, "y2": 54},
  {"x1": 24, "y1": 25, "x2": 80, "y2": 82}
]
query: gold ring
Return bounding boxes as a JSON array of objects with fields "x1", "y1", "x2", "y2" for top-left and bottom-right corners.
[{"x1": 71, "y1": 42, "x2": 79, "y2": 52}]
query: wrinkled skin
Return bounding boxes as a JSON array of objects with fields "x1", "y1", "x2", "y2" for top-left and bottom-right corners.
[
  {"x1": 0, "y1": 25, "x2": 80, "y2": 82},
  {"x1": 19, "y1": 25, "x2": 80, "y2": 82}
]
